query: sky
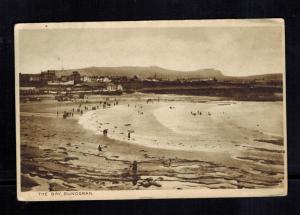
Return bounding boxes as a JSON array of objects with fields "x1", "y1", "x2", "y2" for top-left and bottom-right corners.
[{"x1": 17, "y1": 21, "x2": 284, "y2": 76}]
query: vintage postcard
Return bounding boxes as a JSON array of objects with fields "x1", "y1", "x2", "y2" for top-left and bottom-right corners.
[{"x1": 15, "y1": 19, "x2": 287, "y2": 201}]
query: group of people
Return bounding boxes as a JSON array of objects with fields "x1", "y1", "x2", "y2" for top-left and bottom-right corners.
[
  {"x1": 59, "y1": 110, "x2": 74, "y2": 119},
  {"x1": 190, "y1": 111, "x2": 211, "y2": 116},
  {"x1": 58, "y1": 97, "x2": 121, "y2": 119},
  {"x1": 146, "y1": 97, "x2": 160, "y2": 104}
]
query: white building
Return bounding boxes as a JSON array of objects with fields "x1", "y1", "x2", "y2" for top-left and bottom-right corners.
[{"x1": 106, "y1": 83, "x2": 123, "y2": 91}]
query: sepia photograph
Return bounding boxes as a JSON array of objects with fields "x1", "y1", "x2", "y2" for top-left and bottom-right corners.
[{"x1": 15, "y1": 19, "x2": 287, "y2": 201}]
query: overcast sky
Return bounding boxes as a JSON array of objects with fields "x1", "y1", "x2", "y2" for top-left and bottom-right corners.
[{"x1": 17, "y1": 21, "x2": 284, "y2": 76}]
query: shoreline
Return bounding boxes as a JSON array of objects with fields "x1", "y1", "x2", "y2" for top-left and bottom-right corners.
[
  {"x1": 78, "y1": 99, "x2": 283, "y2": 153},
  {"x1": 19, "y1": 94, "x2": 285, "y2": 191}
]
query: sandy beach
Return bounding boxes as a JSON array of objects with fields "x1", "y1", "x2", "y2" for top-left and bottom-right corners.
[{"x1": 20, "y1": 93, "x2": 285, "y2": 191}]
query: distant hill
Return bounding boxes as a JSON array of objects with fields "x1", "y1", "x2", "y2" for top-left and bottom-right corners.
[
  {"x1": 238, "y1": 73, "x2": 283, "y2": 81},
  {"x1": 53, "y1": 66, "x2": 282, "y2": 81},
  {"x1": 54, "y1": 66, "x2": 224, "y2": 80},
  {"x1": 223, "y1": 73, "x2": 283, "y2": 81}
]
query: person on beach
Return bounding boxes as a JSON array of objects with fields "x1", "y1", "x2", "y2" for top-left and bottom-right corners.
[
  {"x1": 103, "y1": 129, "x2": 108, "y2": 137},
  {"x1": 132, "y1": 161, "x2": 137, "y2": 173},
  {"x1": 63, "y1": 111, "x2": 67, "y2": 119},
  {"x1": 98, "y1": 145, "x2": 102, "y2": 151},
  {"x1": 128, "y1": 131, "x2": 131, "y2": 139},
  {"x1": 57, "y1": 111, "x2": 58, "y2": 117},
  {"x1": 131, "y1": 160, "x2": 138, "y2": 185}
]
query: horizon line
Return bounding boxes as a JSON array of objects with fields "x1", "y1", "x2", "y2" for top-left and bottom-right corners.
[{"x1": 19, "y1": 65, "x2": 282, "y2": 77}]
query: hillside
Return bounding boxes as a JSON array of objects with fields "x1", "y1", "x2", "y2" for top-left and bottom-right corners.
[
  {"x1": 54, "y1": 66, "x2": 224, "y2": 80},
  {"x1": 53, "y1": 66, "x2": 282, "y2": 81}
]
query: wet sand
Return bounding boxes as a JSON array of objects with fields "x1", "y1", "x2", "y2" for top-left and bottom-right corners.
[{"x1": 20, "y1": 94, "x2": 285, "y2": 191}]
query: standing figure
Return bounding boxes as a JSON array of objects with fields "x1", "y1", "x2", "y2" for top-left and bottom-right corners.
[
  {"x1": 103, "y1": 129, "x2": 108, "y2": 137},
  {"x1": 132, "y1": 161, "x2": 137, "y2": 174},
  {"x1": 132, "y1": 160, "x2": 138, "y2": 185}
]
